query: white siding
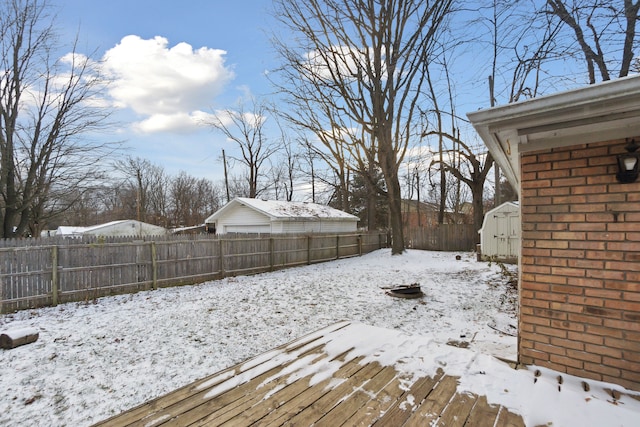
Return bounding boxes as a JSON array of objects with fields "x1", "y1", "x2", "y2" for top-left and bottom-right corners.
[
  {"x1": 479, "y1": 202, "x2": 520, "y2": 261},
  {"x1": 224, "y1": 224, "x2": 271, "y2": 233},
  {"x1": 280, "y1": 221, "x2": 310, "y2": 233},
  {"x1": 319, "y1": 220, "x2": 357, "y2": 233},
  {"x1": 278, "y1": 220, "x2": 357, "y2": 234},
  {"x1": 216, "y1": 204, "x2": 271, "y2": 234}
]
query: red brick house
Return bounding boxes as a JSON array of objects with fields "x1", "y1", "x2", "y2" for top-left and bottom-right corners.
[
  {"x1": 468, "y1": 75, "x2": 640, "y2": 391},
  {"x1": 401, "y1": 200, "x2": 473, "y2": 227}
]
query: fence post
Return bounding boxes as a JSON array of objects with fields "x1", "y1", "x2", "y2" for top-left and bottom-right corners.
[
  {"x1": 358, "y1": 234, "x2": 362, "y2": 256},
  {"x1": 269, "y1": 237, "x2": 274, "y2": 272},
  {"x1": 219, "y1": 238, "x2": 225, "y2": 277},
  {"x1": 51, "y1": 245, "x2": 59, "y2": 307},
  {"x1": 151, "y1": 242, "x2": 158, "y2": 290},
  {"x1": 336, "y1": 235, "x2": 340, "y2": 259},
  {"x1": 307, "y1": 235, "x2": 311, "y2": 265}
]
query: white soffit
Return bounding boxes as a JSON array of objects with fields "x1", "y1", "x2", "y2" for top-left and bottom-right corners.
[{"x1": 467, "y1": 74, "x2": 640, "y2": 191}]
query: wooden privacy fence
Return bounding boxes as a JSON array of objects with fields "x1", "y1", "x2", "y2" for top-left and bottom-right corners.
[
  {"x1": 0, "y1": 232, "x2": 387, "y2": 314},
  {"x1": 404, "y1": 224, "x2": 477, "y2": 251}
]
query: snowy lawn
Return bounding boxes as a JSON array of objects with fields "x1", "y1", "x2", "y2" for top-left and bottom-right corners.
[{"x1": 0, "y1": 249, "x2": 631, "y2": 426}]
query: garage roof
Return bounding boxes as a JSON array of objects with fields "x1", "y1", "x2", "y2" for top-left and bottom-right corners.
[{"x1": 206, "y1": 198, "x2": 359, "y2": 223}]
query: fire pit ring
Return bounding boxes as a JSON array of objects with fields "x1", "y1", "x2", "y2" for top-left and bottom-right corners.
[{"x1": 385, "y1": 283, "x2": 423, "y2": 299}]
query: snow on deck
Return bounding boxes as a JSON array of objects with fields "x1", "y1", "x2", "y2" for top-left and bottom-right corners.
[
  {"x1": 94, "y1": 321, "x2": 640, "y2": 426},
  {"x1": 93, "y1": 322, "x2": 526, "y2": 426}
]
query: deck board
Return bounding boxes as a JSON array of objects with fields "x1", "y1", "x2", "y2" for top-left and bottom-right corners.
[
  {"x1": 464, "y1": 396, "x2": 502, "y2": 427},
  {"x1": 93, "y1": 322, "x2": 526, "y2": 427},
  {"x1": 283, "y1": 361, "x2": 386, "y2": 425},
  {"x1": 437, "y1": 390, "x2": 478, "y2": 426},
  {"x1": 313, "y1": 364, "x2": 398, "y2": 427},
  {"x1": 259, "y1": 356, "x2": 367, "y2": 426},
  {"x1": 400, "y1": 373, "x2": 457, "y2": 427}
]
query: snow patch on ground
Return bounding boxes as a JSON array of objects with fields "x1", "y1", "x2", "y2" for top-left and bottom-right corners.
[{"x1": 0, "y1": 249, "x2": 530, "y2": 426}]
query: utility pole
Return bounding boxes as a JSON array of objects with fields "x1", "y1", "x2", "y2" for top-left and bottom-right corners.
[{"x1": 222, "y1": 149, "x2": 230, "y2": 203}]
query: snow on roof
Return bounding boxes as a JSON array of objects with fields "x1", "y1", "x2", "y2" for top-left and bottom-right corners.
[
  {"x1": 82, "y1": 220, "x2": 130, "y2": 233},
  {"x1": 212, "y1": 198, "x2": 358, "y2": 221},
  {"x1": 56, "y1": 221, "x2": 130, "y2": 236},
  {"x1": 55, "y1": 226, "x2": 88, "y2": 236},
  {"x1": 56, "y1": 220, "x2": 165, "y2": 236}
]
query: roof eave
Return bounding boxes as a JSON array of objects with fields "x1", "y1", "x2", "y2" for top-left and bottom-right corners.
[{"x1": 467, "y1": 74, "x2": 640, "y2": 196}]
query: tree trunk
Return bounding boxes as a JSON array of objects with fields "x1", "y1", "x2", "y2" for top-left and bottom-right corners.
[
  {"x1": 387, "y1": 176, "x2": 405, "y2": 254},
  {"x1": 1, "y1": 135, "x2": 18, "y2": 238},
  {"x1": 366, "y1": 162, "x2": 377, "y2": 230},
  {"x1": 472, "y1": 183, "x2": 484, "y2": 244},
  {"x1": 379, "y1": 138, "x2": 404, "y2": 254}
]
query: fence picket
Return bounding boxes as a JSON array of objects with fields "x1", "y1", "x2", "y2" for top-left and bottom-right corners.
[{"x1": 404, "y1": 224, "x2": 477, "y2": 251}]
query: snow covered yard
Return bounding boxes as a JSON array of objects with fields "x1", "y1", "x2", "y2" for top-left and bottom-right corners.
[{"x1": 1, "y1": 248, "x2": 637, "y2": 426}]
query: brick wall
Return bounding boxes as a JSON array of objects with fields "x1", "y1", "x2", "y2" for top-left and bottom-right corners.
[{"x1": 520, "y1": 137, "x2": 640, "y2": 391}]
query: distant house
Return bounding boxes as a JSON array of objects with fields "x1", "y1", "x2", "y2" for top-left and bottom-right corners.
[
  {"x1": 401, "y1": 200, "x2": 440, "y2": 227},
  {"x1": 401, "y1": 200, "x2": 473, "y2": 227},
  {"x1": 468, "y1": 74, "x2": 640, "y2": 392},
  {"x1": 205, "y1": 198, "x2": 359, "y2": 234},
  {"x1": 55, "y1": 220, "x2": 167, "y2": 238}
]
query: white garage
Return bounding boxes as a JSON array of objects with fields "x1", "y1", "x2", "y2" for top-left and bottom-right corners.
[{"x1": 205, "y1": 198, "x2": 359, "y2": 235}]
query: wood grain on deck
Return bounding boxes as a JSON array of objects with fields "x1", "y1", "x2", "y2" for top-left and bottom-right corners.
[{"x1": 93, "y1": 322, "x2": 525, "y2": 426}]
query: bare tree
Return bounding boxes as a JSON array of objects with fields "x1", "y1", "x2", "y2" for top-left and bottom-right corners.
[
  {"x1": 477, "y1": 0, "x2": 565, "y2": 104},
  {"x1": 272, "y1": 0, "x2": 453, "y2": 254},
  {"x1": 226, "y1": 174, "x2": 251, "y2": 199},
  {"x1": 545, "y1": 0, "x2": 640, "y2": 83},
  {"x1": 430, "y1": 136, "x2": 494, "y2": 234},
  {"x1": 483, "y1": 0, "x2": 561, "y2": 207},
  {"x1": 297, "y1": 137, "x2": 321, "y2": 203},
  {"x1": 424, "y1": 45, "x2": 495, "y2": 235},
  {"x1": 191, "y1": 177, "x2": 222, "y2": 224},
  {"x1": 424, "y1": 61, "x2": 448, "y2": 225},
  {"x1": 273, "y1": 70, "x2": 358, "y2": 212},
  {"x1": 421, "y1": 0, "x2": 563, "y2": 232},
  {"x1": 0, "y1": 0, "x2": 115, "y2": 238},
  {"x1": 50, "y1": 186, "x2": 104, "y2": 228},
  {"x1": 270, "y1": 120, "x2": 299, "y2": 201},
  {"x1": 204, "y1": 98, "x2": 279, "y2": 198},
  {"x1": 169, "y1": 172, "x2": 197, "y2": 227},
  {"x1": 114, "y1": 156, "x2": 169, "y2": 225}
]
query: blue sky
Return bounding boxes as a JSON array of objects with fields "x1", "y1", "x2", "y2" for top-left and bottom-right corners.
[
  {"x1": 50, "y1": 0, "x2": 603, "y2": 194},
  {"x1": 55, "y1": 0, "x2": 277, "y2": 182}
]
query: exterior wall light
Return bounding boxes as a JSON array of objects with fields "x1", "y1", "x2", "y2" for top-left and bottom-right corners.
[{"x1": 616, "y1": 139, "x2": 640, "y2": 183}]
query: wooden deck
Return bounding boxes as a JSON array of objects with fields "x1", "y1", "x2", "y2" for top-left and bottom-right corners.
[{"x1": 93, "y1": 322, "x2": 525, "y2": 427}]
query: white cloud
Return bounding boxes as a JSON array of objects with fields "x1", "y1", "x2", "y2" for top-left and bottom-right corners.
[
  {"x1": 133, "y1": 110, "x2": 220, "y2": 134},
  {"x1": 103, "y1": 35, "x2": 235, "y2": 133}
]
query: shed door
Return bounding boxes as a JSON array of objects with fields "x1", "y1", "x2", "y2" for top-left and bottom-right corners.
[{"x1": 497, "y1": 211, "x2": 520, "y2": 258}]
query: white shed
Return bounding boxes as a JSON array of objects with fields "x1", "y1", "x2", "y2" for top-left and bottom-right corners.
[
  {"x1": 55, "y1": 220, "x2": 167, "y2": 238},
  {"x1": 479, "y1": 201, "x2": 520, "y2": 262},
  {"x1": 205, "y1": 198, "x2": 359, "y2": 234}
]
